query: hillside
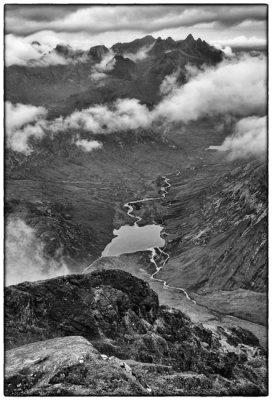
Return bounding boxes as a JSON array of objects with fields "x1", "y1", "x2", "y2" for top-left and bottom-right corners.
[{"x1": 5, "y1": 270, "x2": 267, "y2": 395}]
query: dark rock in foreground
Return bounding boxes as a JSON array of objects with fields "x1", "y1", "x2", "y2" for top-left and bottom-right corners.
[{"x1": 5, "y1": 270, "x2": 267, "y2": 395}]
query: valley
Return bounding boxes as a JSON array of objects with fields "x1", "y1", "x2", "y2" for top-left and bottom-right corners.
[{"x1": 4, "y1": 23, "x2": 268, "y2": 395}]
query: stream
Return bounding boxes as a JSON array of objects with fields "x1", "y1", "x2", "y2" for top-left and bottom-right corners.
[{"x1": 101, "y1": 172, "x2": 195, "y2": 303}]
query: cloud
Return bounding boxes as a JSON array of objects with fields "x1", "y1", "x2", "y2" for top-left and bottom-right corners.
[
  {"x1": 75, "y1": 139, "x2": 103, "y2": 152},
  {"x1": 5, "y1": 34, "x2": 43, "y2": 66},
  {"x1": 160, "y1": 68, "x2": 181, "y2": 95},
  {"x1": 213, "y1": 44, "x2": 234, "y2": 57},
  {"x1": 154, "y1": 54, "x2": 266, "y2": 123},
  {"x1": 4, "y1": 6, "x2": 267, "y2": 61},
  {"x1": 53, "y1": 55, "x2": 266, "y2": 134},
  {"x1": 5, "y1": 34, "x2": 87, "y2": 66},
  {"x1": 5, "y1": 102, "x2": 47, "y2": 154},
  {"x1": 5, "y1": 5, "x2": 267, "y2": 36},
  {"x1": 5, "y1": 217, "x2": 69, "y2": 286},
  {"x1": 5, "y1": 54, "x2": 266, "y2": 155},
  {"x1": 209, "y1": 116, "x2": 267, "y2": 160},
  {"x1": 212, "y1": 35, "x2": 267, "y2": 50},
  {"x1": 57, "y1": 98, "x2": 152, "y2": 134},
  {"x1": 90, "y1": 50, "x2": 116, "y2": 81},
  {"x1": 123, "y1": 44, "x2": 154, "y2": 62}
]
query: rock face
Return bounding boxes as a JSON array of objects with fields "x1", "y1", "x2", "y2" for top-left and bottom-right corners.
[
  {"x1": 5, "y1": 336, "x2": 151, "y2": 396},
  {"x1": 5, "y1": 270, "x2": 159, "y2": 350},
  {"x1": 5, "y1": 270, "x2": 267, "y2": 395},
  {"x1": 111, "y1": 35, "x2": 155, "y2": 55},
  {"x1": 88, "y1": 45, "x2": 109, "y2": 61},
  {"x1": 110, "y1": 55, "x2": 136, "y2": 80}
]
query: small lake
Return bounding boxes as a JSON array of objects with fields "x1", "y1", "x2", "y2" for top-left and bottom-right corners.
[{"x1": 102, "y1": 223, "x2": 165, "y2": 257}]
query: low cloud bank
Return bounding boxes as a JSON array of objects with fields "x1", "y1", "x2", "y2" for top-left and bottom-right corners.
[
  {"x1": 160, "y1": 68, "x2": 180, "y2": 95},
  {"x1": 123, "y1": 44, "x2": 154, "y2": 62},
  {"x1": 209, "y1": 116, "x2": 267, "y2": 160},
  {"x1": 75, "y1": 138, "x2": 103, "y2": 152},
  {"x1": 154, "y1": 54, "x2": 266, "y2": 123},
  {"x1": 5, "y1": 34, "x2": 85, "y2": 66},
  {"x1": 61, "y1": 53, "x2": 266, "y2": 134},
  {"x1": 213, "y1": 44, "x2": 234, "y2": 57},
  {"x1": 90, "y1": 51, "x2": 116, "y2": 81},
  {"x1": 212, "y1": 35, "x2": 266, "y2": 51},
  {"x1": 5, "y1": 54, "x2": 266, "y2": 159},
  {"x1": 54, "y1": 98, "x2": 152, "y2": 134},
  {"x1": 6, "y1": 102, "x2": 47, "y2": 154},
  {"x1": 5, "y1": 218, "x2": 69, "y2": 286}
]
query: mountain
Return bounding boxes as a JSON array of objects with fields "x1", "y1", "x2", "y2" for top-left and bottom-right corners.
[
  {"x1": 5, "y1": 34, "x2": 223, "y2": 114},
  {"x1": 111, "y1": 34, "x2": 155, "y2": 54},
  {"x1": 88, "y1": 44, "x2": 109, "y2": 61},
  {"x1": 110, "y1": 55, "x2": 136, "y2": 80},
  {"x1": 5, "y1": 270, "x2": 267, "y2": 395}
]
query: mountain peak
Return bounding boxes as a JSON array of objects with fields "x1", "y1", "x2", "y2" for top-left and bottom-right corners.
[
  {"x1": 184, "y1": 34, "x2": 195, "y2": 43},
  {"x1": 111, "y1": 35, "x2": 155, "y2": 55},
  {"x1": 88, "y1": 45, "x2": 109, "y2": 61}
]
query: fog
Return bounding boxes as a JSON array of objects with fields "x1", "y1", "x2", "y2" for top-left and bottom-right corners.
[
  {"x1": 209, "y1": 116, "x2": 267, "y2": 160},
  {"x1": 5, "y1": 218, "x2": 69, "y2": 286},
  {"x1": 5, "y1": 102, "x2": 47, "y2": 154}
]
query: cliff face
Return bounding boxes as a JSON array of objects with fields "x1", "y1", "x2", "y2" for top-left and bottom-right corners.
[{"x1": 5, "y1": 270, "x2": 267, "y2": 395}]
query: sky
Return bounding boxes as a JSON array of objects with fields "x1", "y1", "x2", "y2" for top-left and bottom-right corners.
[{"x1": 5, "y1": 4, "x2": 267, "y2": 51}]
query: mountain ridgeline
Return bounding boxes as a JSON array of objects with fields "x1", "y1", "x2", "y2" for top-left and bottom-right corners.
[{"x1": 5, "y1": 34, "x2": 223, "y2": 115}]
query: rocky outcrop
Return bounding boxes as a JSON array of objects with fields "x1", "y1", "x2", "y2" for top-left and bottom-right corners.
[
  {"x1": 5, "y1": 270, "x2": 158, "y2": 350},
  {"x1": 88, "y1": 45, "x2": 109, "y2": 62},
  {"x1": 109, "y1": 55, "x2": 136, "y2": 80},
  {"x1": 5, "y1": 270, "x2": 267, "y2": 395},
  {"x1": 5, "y1": 336, "x2": 151, "y2": 396},
  {"x1": 111, "y1": 35, "x2": 155, "y2": 55}
]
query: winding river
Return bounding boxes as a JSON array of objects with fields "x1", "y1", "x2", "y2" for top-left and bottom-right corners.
[{"x1": 101, "y1": 172, "x2": 195, "y2": 303}]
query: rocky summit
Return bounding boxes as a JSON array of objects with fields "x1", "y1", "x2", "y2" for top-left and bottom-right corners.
[{"x1": 5, "y1": 270, "x2": 267, "y2": 395}]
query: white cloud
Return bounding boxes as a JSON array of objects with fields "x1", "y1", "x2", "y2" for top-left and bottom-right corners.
[
  {"x1": 154, "y1": 54, "x2": 266, "y2": 123},
  {"x1": 25, "y1": 29, "x2": 143, "y2": 51},
  {"x1": 90, "y1": 50, "x2": 116, "y2": 81},
  {"x1": 6, "y1": 5, "x2": 267, "y2": 36},
  {"x1": 213, "y1": 43, "x2": 234, "y2": 57},
  {"x1": 75, "y1": 138, "x2": 102, "y2": 152},
  {"x1": 211, "y1": 35, "x2": 266, "y2": 50},
  {"x1": 5, "y1": 33, "x2": 87, "y2": 66},
  {"x1": 6, "y1": 101, "x2": 47, "y2": 131},
  {"x1": 59, "y1": 98, "x2": 152, "y2": 134},
  {"x1": 123, "y1": 44, "x2": 154, "y2": 62},
  {"x1": 5, "y1": 218, "x2": 69, "y2": 286},
  {"x1": 5, "y1": 102, "x2": 47, "y2": 154},
  {"x1": 5, "y1": 34, "x2": 43, "y2": 66},
  {"x1": 160, "y1": 68, "x2": 180, "y2": 95},
  {"x1": 209, "y1": 116, "x2": 267, "y2": 160},
  {"x1": 55, "y1": 54, "x2": 266, "y2": 135},
  {"x1": 5, "y1": 54, "x2": 266, "y2": 157}
]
